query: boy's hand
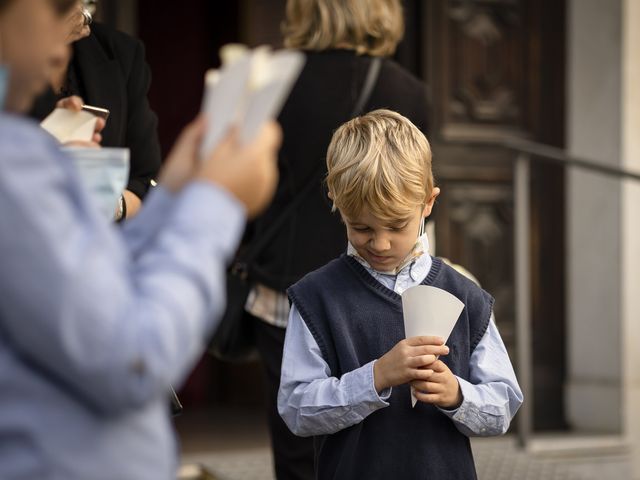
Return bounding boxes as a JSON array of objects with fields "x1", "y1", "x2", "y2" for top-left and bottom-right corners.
[
  {"x1": 373, "y1": 336, "x2": 449, "y2": 393},
  {"x1": 411, "y1": 359, "x2": 462, "y2": 409}
]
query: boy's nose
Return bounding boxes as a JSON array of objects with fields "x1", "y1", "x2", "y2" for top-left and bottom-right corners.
[{"x1": 370, "y1": 235, "x2": 391, "y2": 252}]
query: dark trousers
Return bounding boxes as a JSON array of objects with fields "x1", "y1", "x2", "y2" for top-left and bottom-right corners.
[{"x1": 253, "y1": 316, "x2": 315, "y2": 480}]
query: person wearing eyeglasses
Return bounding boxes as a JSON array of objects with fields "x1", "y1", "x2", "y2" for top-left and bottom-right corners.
[{"x1": 30, "y1": 0, "x2": 161, "y2": 220}]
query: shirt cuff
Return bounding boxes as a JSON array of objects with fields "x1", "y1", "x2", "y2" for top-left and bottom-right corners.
[
  {"x1": 439, "y1": 376, "x2": 506, "y2": 436},
  {"x1": 438, "y1": 375, "x2": 473, "y2": 417},
  {"x1": 120, "y1": 185, "x2": 177, "y2": 252},
  {"x1": 323, "y1": 361, "x2": 389, "y2": 432},
  {"x1": 346, "y1": 360, "x2": 391, "y2": 406}
]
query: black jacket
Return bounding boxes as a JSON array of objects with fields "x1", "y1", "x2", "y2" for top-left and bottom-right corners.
[
  {"x1": 31, "y1": 23, "x2": 161, "y2": 199},
  {"x1": 250, "y1": 49, "x2": 430, "y2": 291}
]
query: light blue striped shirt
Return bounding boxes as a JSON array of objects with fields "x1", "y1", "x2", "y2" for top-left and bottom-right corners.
[
  {"x1": 0, "y1": 113, "x2": 245, "y2": 479},
  {"x1": 278, "y1": 237, "x2": 523, "y2": 438}
]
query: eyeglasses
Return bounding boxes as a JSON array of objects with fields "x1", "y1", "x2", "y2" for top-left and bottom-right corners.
[
  {"x1": 82, "y1": 0, "x2": 98, "y2": 25},
  {"x1": 81, "y1": 8, "x2": 92, "y2": 26}
]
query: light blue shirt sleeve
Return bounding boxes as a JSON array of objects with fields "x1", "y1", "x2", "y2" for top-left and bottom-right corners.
[
  {"x1": 120, "y1": 184, "x2": 177, "y2": 259},
  {"x1": 0, "y1": 120, "x2": 245, "y2": 415},
  {"x1": 278, "y1": 307, "x2": 522, "y2": 438},
  {"x1": 439, "y1": 316, "x2": 524, "y2": 436},
  {"x1": 278, "y1": 303, "x2": 391, "y2": 437}
]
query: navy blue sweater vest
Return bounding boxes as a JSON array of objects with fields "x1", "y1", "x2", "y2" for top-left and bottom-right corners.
[{"x1": 287, "y1": 255, "x2": 494, "y2": 480}]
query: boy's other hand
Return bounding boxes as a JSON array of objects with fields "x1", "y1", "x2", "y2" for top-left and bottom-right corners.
[
  {"x1": 411, "y1": 359, "x2": 462, "y2": 409},
  {"x1": 373, "y1": 336, "x2": 449, "y2": 393}
]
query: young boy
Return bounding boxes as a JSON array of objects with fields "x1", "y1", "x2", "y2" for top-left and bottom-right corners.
[{"x1": 278, "y1": 110, "x2": 523, "y2": 479}]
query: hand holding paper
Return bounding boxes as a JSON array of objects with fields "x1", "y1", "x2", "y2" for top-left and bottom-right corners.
[
  {"x1": 199, "y1": 44, "x2": 305, "y2": 159},
  {"x1": 41, "y1": 108, "x2": 98, "y2": 144},
  {"x1": 373, "y1": 337, "x2": 449, "y2": 394},
  {"x1": 410, "y1": 358, "x2": 463, "y2": 410},
  {"x1": 401, "y1": 285, "x2": 465, "y2": 407},
  {"x1": 196, "y1": 120, "x2": 281, "y2": 218}
]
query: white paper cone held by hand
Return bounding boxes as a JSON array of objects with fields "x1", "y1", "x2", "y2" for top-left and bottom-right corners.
[{"x1": 401, "y1": 285, "x2": 465, "y2": 407}]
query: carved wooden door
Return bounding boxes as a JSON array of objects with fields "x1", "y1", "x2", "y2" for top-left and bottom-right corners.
[{"x1": 416, "y1": 0, "x2": 567, "y2": 431}]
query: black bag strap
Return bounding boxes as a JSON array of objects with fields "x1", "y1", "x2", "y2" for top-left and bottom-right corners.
[
  {"x1": 352, "y1": 56, "x2": 382, "y2": 118},
  {"x1": 238, "y1": 57, "x2": 382, "y2": 268}
]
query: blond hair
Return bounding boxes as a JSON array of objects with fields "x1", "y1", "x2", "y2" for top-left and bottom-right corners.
[
  {"x1": 282, "y1": 0, "x2": 404, "y2": 57},
  {"x1": 326, "y1": 109, "x2": 433, "y2": 223}
]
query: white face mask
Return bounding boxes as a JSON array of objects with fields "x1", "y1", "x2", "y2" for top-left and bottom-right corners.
[
  {"x1": 389, "y1": 218, "x2": 426, "y2": 274},
  {"x1": 418, "y1": 215, "x2": 425, "y2": 239},
  {"x1": 62, "y1": 147, "x2": 130, "y2": 221}
]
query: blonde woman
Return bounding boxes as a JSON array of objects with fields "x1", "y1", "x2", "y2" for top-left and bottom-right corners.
[
  {"x1": 30, "y1": 0, "x2": 161, "y2": 219},
  {"x1": 243, "y1": 1, "x2": 430, "y2": 479}
]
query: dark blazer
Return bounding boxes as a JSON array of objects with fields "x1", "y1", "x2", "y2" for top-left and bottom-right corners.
[
  {"x1": 250, "y1": 49, "x2": 430, "y2": 291},
  {"x1": 31, "y1": 23, "x2": 161, "y2": 200}
]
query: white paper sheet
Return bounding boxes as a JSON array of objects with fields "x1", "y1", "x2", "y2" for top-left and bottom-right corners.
[
  {"x1": 41, "y1": 108, "x2": 98, "y2": 143},
  {"x1": 401, "y1": 285, "x2": 465, "y2": 407},
  {"x1": 199, "y1": 54, "x2": 253, "y2": 158},
  {"x1": 239, "y1": 50, "x2": 305, "y2": 143},
  {"x1": 199, "y1": 45, "x2": 305, "y2": 159}
]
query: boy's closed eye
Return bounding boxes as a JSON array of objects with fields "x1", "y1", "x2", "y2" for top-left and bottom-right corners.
[
  {"x1": 349, "y1": 219, "x2": 410, "y2": 231},
  {"x1": 388, "y1": 222, "x2": 409, "y2": 231}
]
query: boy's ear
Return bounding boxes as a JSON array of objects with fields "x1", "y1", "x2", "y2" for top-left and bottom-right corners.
[
  {"x1": 422, "y1": 187, "x2": 441, "y2": 218},
  {"x1": 326, "y1": 188, "x2": 334, "y2": 201}
]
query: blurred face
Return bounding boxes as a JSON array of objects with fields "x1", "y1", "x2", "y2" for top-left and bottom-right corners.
[
  {"x1": 343, "y1": 206, "x2": 426, "y2": 272},
  {"x1": 0, "y1": 0, "x2": 70, "y2": 112}
]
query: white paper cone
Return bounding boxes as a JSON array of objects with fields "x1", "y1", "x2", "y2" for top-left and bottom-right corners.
[{"x1": 401, "y1": 285, "x2": 465, "y2": 407}]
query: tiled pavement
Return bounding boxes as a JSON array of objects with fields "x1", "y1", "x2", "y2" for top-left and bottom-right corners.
[{"x1": 177, "y1": 408, "x2": 633, "y2": 480}]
